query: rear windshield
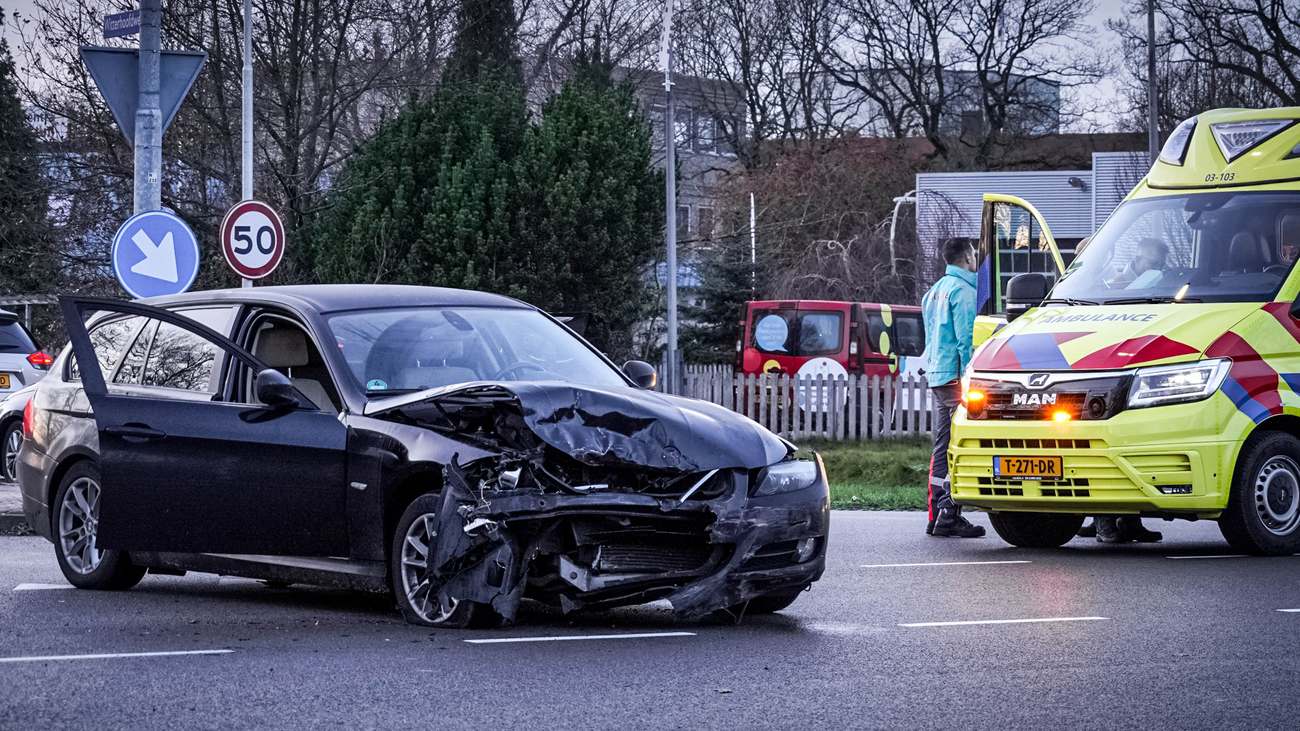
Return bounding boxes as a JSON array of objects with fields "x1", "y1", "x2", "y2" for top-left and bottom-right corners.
[
  {"x1": 750, "y1": 309, "x2": 844, "y2": 356},
  {"x1": 0, "y1": 321, "x2": 37, "y2": 353}
]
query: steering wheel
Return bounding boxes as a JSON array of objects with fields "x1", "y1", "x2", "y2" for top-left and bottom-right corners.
[
  {"x1": 1265, "y1": 265, "x2": 1289, "y2": 276},
  {"x1": 491, "y1": 361, "x2": 551, "y2": 380}
]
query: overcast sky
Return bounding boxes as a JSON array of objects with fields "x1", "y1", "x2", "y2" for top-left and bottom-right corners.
[{"x1": 3, "y1": 0, "x2": 1136, "y2": 130}]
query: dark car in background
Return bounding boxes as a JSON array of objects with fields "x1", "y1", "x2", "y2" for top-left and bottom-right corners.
[{"x1": 16, "y1": 286, "x2": 828, "y2": 627}]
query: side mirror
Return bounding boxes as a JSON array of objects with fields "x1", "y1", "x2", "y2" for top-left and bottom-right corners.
[
  {"x1": 1005, "y1": 272, "x2": 1053, "y2": 322},
  {"x1": 255, "y1": 368, "x2": 300, "y2": 408},
  {"x1": 622, "y1": 360, "x2": 658, "y2": 390}
]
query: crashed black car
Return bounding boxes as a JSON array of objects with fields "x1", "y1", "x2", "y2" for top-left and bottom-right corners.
[{"x1": 16, "y1": 286, "x2": 828, "y2": 626}]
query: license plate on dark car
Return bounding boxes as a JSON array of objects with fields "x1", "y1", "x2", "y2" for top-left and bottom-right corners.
[{"x1": 993, "y1": 456, "x2": 1062, "y2": 480}]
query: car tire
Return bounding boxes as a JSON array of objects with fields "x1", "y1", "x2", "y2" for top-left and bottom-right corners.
[
  {"x1": 1, "y1": 418, "x2": 21, "y2": 483},
  {"x1": 52, "y1": 462, "x2": 146, "y2": 590},
  {"x1": 1219, "y1": 431, "x2": 1300, "y2": 556},
  {"x1": 736, "y1": 589, "x2": 804, "y2": 615},
  {"x1": 390, "y1": 492, "x2": 489, "y2": 628},
  {"x1": 988, "y1": 512, "x2": 1084, "y2": 548}
]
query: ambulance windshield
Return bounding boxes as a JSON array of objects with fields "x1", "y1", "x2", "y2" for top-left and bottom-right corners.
[{"x1": 1052, "y1": 192, "x2": 1300, "y2": 304}]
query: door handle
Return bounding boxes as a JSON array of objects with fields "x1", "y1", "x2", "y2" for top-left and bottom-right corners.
[{"x1": 104, "y1": 424, "x2": 167, "y2": 443}]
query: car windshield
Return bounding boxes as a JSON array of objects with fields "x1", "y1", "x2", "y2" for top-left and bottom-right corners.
[
  {"x1": 326, "y1": 306, "x2": 628, "y2": 395},
  {"x1": 1052, "y1": 191, "x2": 1300, "y2": 304}
]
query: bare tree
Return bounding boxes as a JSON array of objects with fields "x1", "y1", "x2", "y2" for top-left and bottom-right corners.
[
  {"x1": 1109, "y1": 0, "x2": 1298, "y2": 134},
  {"x1": 953, "y1": 0, "x2": 1106, "y2": 166}
]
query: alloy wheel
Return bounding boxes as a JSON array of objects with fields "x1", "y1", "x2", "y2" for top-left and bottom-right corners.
[
  {"x1": 1254, "y1": 455, "x2": 1300, "y2": 537},
  {"x1": 399, "y1": 513, "x2": 458, "y2": 624},
  {"x1": 59, "y1": 476, "x2": 104, "y2": 574},
  {"x1": 2, "y1": 427, "x2": 19, "y2": 481}
]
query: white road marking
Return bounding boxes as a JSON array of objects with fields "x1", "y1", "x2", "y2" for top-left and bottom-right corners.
[
  {"x1": 1277, "y1": 609, "x2": 1300, "y2": 613},
  {"x1": 0, "y1": 649, "x2": 234, "y2": 664},
  {"x1": 465, "y1": 631, "x2": 696, "y2": 645},
  {"x1": 12, "y1": 583, "x2": 73, "y2": 592},
  {"x1": 900, "y1": 616, "x2": 1109, "y2": 628},
  {"x1": 860, "y1": 560, "x2": 1031, "y2": 568},
  {"x1": 1166, "y1": 554, "x2": 1298, "y2": 560}
]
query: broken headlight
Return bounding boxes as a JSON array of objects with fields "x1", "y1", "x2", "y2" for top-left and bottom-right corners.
[{"x1": 753, "y1": 457, "x2": 822, "y2": 497}]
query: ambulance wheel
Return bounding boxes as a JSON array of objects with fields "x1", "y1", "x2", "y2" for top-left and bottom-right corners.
[
  {"x1": 1220, "y1": 432, "x2": 1300, "y2": 556},
  {"x1": 988, "y1": 512, "x2": 1084, "y2": 548}
]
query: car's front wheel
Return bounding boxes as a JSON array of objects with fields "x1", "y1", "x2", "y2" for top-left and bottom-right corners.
[
  {"x1": 988, "y1": 512, "x2": 1084, "y2": 548},
  {"x1": 1220, "y1": 431, "x2": 1300, "y2": 556},
  {"x1": 1, "y1": 419, "x2": 21, "y2": 482},
  {"x1": 390, "y1": 493, "x2": 489, "y2": 628},
  {"x1": 53, "y1": 462, "x2": 145, "y2": 590}
]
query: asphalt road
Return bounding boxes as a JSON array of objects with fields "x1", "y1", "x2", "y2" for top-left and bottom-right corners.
[{"x1": 0, "y1": 511, "x2": 1297, "y2": 729}]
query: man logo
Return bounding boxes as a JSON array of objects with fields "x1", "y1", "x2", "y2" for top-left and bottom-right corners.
[
  {"x1": 1012, "y1": 392, "x2": 1057, "y2": 407},
  {"x1": 1027, "y1": 373, "x2": 1051, "y2": 389}
]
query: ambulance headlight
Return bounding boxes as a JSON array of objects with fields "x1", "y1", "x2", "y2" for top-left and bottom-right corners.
[{"x1": 1127, "y1": 359, "x2": 1230, "y2": 408}]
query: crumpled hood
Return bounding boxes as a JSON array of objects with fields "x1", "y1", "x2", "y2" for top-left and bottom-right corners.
[
  {"x1": 972, "y1": 303, "x2": 1261, "y2": 371},
  {"x1": 368, "y1": 380, "x2": 791, "y2": 472}
]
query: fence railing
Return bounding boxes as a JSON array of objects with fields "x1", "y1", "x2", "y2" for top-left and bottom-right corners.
[{"x1": 659, "y1": 364, "x2": 933, "y2": 441}]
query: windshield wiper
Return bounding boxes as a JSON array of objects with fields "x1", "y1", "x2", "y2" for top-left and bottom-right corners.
[
  {"x1": 1040, "y1": 297, "x2": 1101, "y2": 306},
  {"x1": 1102, "y1": 295, "x2": 1203, "y2": 304}
]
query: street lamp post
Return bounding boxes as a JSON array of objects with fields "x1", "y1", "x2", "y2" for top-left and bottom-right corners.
[
  {"x1": 1146, "y1": 0, "x2": 1159, "y2": 163},
  {"x1": 134, "y1": 0, "x2": 162, "y2": 213},
  {"x1": 660, "y1": 1, "x2": 678, "y2": 395}
]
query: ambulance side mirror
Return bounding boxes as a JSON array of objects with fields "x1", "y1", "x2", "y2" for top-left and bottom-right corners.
[{"x1": 1006, "y1": 273, "x2": 1053, "y2": 322}]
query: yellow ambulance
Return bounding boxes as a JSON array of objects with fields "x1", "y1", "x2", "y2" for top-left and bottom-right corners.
[{"x1": 950, "y1": 107, "x2": 1300, "y2": 555}]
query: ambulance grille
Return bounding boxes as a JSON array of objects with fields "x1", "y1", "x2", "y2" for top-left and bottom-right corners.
[{"x1": 976, "y1": 438, "x2": 1094, "y2": 449}]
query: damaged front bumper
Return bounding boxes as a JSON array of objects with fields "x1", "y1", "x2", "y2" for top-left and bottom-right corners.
[{"x1": 426, "y1": 460, "x2": 829, "y2": 623}]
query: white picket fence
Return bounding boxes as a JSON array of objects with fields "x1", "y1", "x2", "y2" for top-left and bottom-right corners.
[{"x1": 661, "y1": 364, "x2": 933, "y2": 441}]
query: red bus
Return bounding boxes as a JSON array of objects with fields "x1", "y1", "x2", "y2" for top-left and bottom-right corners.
[{"x1": 736, "y1": 300, "x2": 925, "y2": 380}]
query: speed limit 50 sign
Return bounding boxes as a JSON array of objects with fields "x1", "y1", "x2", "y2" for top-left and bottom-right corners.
[{"x1": 220, "y1": 200, "x2": 285, "y2": 279}]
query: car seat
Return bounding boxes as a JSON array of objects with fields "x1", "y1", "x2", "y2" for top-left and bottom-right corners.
[{"x1": 253, "y1": 326, "x2": 339, "y2": 414}]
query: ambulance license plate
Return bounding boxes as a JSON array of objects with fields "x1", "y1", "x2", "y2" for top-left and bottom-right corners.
[
  {"x1": 0, "y1": 373, "x2": 10, "y2": 390},
  {"x1": 993, "y1": 456, "x2": 1062, "y2": 480}
]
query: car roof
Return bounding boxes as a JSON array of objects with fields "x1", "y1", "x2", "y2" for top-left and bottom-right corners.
[{"x1": 140, "y1": 284, "x2": 533, "y2": 314}]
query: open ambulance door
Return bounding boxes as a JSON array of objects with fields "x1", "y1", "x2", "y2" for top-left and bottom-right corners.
[{"x1": 973, "y1": 193, "x2": 1066, "y2": 347}]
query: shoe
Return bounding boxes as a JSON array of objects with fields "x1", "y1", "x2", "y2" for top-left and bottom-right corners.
[
  {"x1": 1077, "y1": 519, "x2": 1097, "y2": 538},
  {"x1": 1118, "y1": 518, "x2": 1162, "y2": 543},
  {"x1": 926, "y1": 517, "x2": 936, "y2": 535},
  {"x1": 932, "y1": 515, "x2": 986, "y2": 538},
  {"x1": 1095, "y1": 517, "x2": 1127, "y2": 544}
]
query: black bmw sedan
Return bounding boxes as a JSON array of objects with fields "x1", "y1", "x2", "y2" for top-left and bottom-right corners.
[{"x1": 16, "y1": 286, "x2": 828, "y2": 627}]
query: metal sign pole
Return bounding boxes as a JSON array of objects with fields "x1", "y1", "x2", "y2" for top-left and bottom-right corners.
[
  {"x1": 240, "y1": 0, "x2": 254, "y2": 288},
  {"x1": 134, "y1": 0, "x2": 163, "y2": 213}
]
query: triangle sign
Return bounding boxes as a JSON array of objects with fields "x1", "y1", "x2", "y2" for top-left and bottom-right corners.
[{"x1": 79, "y1": 46, "x2": 207, "y2": 147}]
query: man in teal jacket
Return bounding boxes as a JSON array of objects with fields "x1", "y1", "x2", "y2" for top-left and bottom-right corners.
[{"x1": 922, "y1": 239, "x2": 985, "y2": 538}]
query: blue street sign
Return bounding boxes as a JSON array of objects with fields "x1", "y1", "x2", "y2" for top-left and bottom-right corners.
[
  {"x1": 103, "y1": 10, "x2": 141, "y2": 39},
  {"x1": 79, "y1": 46, "x2": 206, "y2": 146},
  {"x1": 111, "y1": 211, "x2": 201, "y2": 299}
]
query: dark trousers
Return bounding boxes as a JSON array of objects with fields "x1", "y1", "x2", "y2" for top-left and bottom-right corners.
[{"x1": 928, "y1": 382, "x2": 962, "y2": 519}]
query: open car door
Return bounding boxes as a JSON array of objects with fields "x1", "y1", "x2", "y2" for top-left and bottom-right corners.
[
  {"x1": 973, "y1": 193, "x2": 1066, "y2": 347},
  {"x1": 60, "y1": 296, "x2": 349, "y2": 556}
]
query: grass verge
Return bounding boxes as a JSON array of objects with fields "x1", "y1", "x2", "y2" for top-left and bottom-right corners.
[{"x1": 795, "y1": 437, "x2": 931, "y2": 511}]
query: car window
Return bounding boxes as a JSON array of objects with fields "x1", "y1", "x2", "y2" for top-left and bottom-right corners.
[
  {"x1": 894, "y1": 313, "x2": 925, "y2": 357},
  {"x1": 863, "y1": 311, "x2": 886, "y2": 354},
  {"x1": 68, "y1": 315, "x2": 144, "y2": 382},
  {"x1": 114, "y1": 320, "x2": 156, "y2": 385},
  {"x1": 0, "y1": 321, "x2": 37, "y2": 353},
  {"x1": 140, "y1": 321, "x2": 221, "y2": 393},
  {"x1": 797, "y1": 312, "x2": 843, "y2": 356}
]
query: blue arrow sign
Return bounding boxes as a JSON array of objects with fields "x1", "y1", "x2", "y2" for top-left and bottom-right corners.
[{"x1": 111, "y1": 211, "x2": 201, "y2": 299}]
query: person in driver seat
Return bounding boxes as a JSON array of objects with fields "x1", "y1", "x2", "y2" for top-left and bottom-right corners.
[{"x1": 1109, "y1": 238, "x2": 1169, "y2": 289}]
